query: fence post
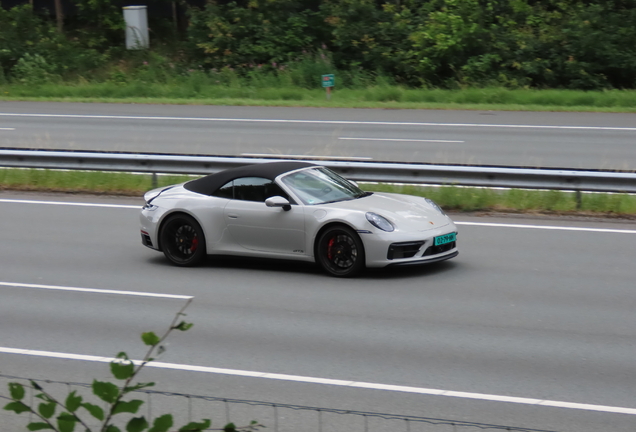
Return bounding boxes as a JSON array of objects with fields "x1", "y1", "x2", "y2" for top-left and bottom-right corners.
[
  {"x1": 147, "y1": 392, "x2": 152, "y2": 420},
  {"x1": 187, "y1": 395, "x2": 192, "y2": 423}
]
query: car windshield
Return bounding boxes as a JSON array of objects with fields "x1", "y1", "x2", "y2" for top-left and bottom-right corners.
[{"x1": 280, "y1": 167, "x2": 371, "y2": 205}]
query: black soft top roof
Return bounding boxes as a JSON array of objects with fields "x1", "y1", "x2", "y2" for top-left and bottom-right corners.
[{"x1": 184, "y1": 161, "x2": 316, "y2": 196}]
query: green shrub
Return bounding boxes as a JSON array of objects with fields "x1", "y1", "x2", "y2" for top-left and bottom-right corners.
[
  {"x1": 11, "y1": 54, "x2": 58, "y2": 85},
  {"x1": 187, "y1": 0, "x2": 326, "y2": 70}
]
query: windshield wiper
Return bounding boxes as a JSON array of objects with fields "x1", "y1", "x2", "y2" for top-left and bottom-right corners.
[
  {"x1": 320, "y1": 198, "x2": 351, "y2": 204},
  {"x1": 356, "y1": 191, "x2": 373, "y2": 198}
]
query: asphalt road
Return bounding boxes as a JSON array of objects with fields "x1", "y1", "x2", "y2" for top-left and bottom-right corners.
[
  {"x1": 1, "y1": 102, "x2": 636, "y2": 169},
  {"x1": 1, "y1": 192, "x2": 636, "y2": 431}
]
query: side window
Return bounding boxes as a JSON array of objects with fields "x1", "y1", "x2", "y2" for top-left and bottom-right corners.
[
  {"x1": 213, "y1": 180, "x2": 234, "y2": 199},
  {"x1": 213, "y1": 177, "x2": 290, "y2": 202},
  {"x1": 264, "y1": 182, "x2": 288, "y2": 200},
  {"x1": 233, "y1": 177, "x2": 273, "y2": 202}
]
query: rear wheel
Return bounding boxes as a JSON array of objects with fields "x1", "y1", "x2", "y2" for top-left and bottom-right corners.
[
  {"x1": 316, "y1": 226, "x2": 365, "y2": 277},
  {"x1": 160, "y1": 214, "x2": 206, "y2": 267}
]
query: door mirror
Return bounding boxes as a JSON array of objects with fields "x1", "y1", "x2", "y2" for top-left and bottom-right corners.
[
  {"x1": 349, "y1": 180, "x2": 359, "y2": 188},
  {"x1": 265, "y1": 196, "x2": 291, "y2": 211}
]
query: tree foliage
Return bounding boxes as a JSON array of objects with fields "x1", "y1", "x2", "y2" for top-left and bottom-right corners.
[{"x1": 2, "y1": 0, "x2": 636, "y2": 89}]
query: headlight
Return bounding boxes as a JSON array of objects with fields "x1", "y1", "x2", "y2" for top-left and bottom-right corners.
[
  {"x1": 142, "y1": 203, "x2": 158, "y2": 211},
  {"x1": 425, "y1": 198, "x2": 446, "y2": 215},
  {"x1": 366, "y1": 212, "x2": 395, "y2": 232}
]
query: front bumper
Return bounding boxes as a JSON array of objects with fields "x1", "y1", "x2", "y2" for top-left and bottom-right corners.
[
  {"x1": 140, "y1": 207, "x2": 163, "y2": 251},
  {"x1": 361, "y1": 224, "x2": 458, "y2": 268}
]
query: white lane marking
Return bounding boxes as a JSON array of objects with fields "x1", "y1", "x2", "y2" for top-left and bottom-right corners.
[
  {"x1": 0, "y1": 127, "x2": 15, "y2": 131},
  {"x1": 339, "y1": 137, "x2": 464, "y2": 143},
  {"x1": 455, "y1": 221, "x2": 636, "y2": 234},
  {"x1": 241, "y1": 153, "x2": 373, "y2": 160},
  {"x1": 0, "y1": 198, "x2": 139, "y2": 209},
  {"x1": 0, "y1": 282, "x2": 192, "y2": 300},
  {"x1": 2, "y1": 198, "x2": 635, "y2": 234},
  {"x1": 1, "y1": 347, "x2": 635, "y2": 416},
  {"x1": 1, "y1": 112, "x2": 635, "y2": 132}
]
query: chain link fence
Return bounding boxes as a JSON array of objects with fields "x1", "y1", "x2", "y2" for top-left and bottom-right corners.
[{"x1": 0, "y1": 374, "x2": 559, "y2": 432}]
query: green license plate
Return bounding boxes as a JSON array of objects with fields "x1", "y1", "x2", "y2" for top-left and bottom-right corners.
[{"x1": 434, "y1": 232, "x2": 456, "y2": 246}]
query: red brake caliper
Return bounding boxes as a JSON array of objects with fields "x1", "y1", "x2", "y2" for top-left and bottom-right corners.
[
  {"x1": 190, "y1": 236, "x2": 199, "y2": 252},
  {"x1": 327, "y1": 238, "x2": 335, "y2": 260}
]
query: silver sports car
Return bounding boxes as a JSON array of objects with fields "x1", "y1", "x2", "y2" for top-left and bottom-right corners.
[{"x1": 140, "y1": 161, "x2": 458, "y2": 277}]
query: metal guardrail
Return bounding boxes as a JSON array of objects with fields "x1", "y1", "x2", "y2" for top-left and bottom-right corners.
[{"x1": 1, "y1": 148, "x2": 636, "y2": 193}]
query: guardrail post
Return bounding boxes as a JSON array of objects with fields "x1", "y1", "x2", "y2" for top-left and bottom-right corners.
[
  {"x1": 152, "y1": 172, "x2": 158, "y2": 189},
  {"x1": 575, "y1": 190, "x2": 582, "y2": 210}
]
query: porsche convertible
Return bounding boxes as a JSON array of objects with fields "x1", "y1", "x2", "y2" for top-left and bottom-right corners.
[{"x1": 140, "y1": 161, "x2": 458, "y2": 277}]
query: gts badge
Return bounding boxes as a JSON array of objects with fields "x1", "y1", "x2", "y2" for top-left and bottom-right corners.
[{"x1": 293, "y1": 249, "x2": 304, "y2": 253}]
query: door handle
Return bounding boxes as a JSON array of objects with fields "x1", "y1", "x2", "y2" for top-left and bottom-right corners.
[{"x1": 227, "y1": 213, "x2": 238, "y2": 219}]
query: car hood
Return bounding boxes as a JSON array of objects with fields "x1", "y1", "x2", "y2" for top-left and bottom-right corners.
[{"x1": 324, "y1": 192, "x2": 451, "y2": 232}]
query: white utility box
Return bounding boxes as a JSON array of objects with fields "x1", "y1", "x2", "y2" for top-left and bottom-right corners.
[{"x1": 123, "y1": 6, "x2": 149, "y2": 49}]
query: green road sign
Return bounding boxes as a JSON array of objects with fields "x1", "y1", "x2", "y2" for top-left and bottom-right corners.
[{"x1": 321, "y1": 74, "x2": 335, "y2": 88}]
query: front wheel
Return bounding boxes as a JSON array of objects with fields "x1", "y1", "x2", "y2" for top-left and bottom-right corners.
[
  {"x1": 160, "y1": 214, "x2": 206, "y2": 267},
  {"x1": 316, "y1": 226, "x2": 365, "y2": 277}
]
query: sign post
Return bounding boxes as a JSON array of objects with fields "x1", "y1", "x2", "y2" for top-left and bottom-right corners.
[{"x1": 321, "y1": 74, "x2": 335, "y2": 100}]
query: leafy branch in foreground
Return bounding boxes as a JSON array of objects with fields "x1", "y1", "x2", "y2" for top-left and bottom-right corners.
[{"x1": 2, "y1": 298, "x2": 262, "y2": 432}]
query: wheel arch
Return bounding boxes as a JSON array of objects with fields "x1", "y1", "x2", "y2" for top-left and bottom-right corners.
[{"x1": 156, "y1": 209, "x2": 206, "y2": 252}]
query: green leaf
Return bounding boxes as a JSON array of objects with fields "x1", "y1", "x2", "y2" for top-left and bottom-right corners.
[
  {"x1": 123, "y1": 382, "x2": 155, "y2": 394},
  {"x1": 92, "y1": 380, "x2": 119, "y2": 404},
  {"x1": 30, "y1": 380, "x2": 43, "y2": 391},
  {"x1": 141, "y1": 332, "x2": 160, "y2": 346},
  {"x1": 174, "y1": 321, "x2": 193, "y2": 331},
  {"x1": 65, "y1": 391, "x2": 82, "y2": 413},
  {"x1": 223, "y1": 423, "x2": 236, "y2": 432},
  {"x1": 179, "y1": 419, "x2": 211, "y2": 431},
  {"x1": 36, "y1": 394, "x2": 53, "y2": 403},
  {"x1": 105, "y1": 426, "x2": 122, "y2": 432},
  {"x1": 38, "y1": 401, "x2": 56, "y2": 419},
  {"x1": 9, "y1": 383, "x2": 25, "y2": 400},
  {"x1": 111, "y1": 359, "x2": 135, "y2": 380},
  {"x1": 57, "y1": 412, "x2": 76, "y2": 432},
  {"x1": 112, "y1": 399, "x2": 144, "y2": 415},
  {"x1": 81, "y1": 402, "x2": 104, "y2": 420},
  {"x1": 27, "y1": 422, "x2": 54, "y2": 431},
  {"x1": 126, "y1": 416, "x2": 149, "y2": 432},
  {"x1": 4, "y1": 401, "x2": 31, "y2": 414},
  {"x1": 147, "y1": 414, "x2": 173, "y2": 432}
]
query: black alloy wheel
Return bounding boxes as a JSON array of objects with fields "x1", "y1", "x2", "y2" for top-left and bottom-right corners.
[
  {"x1": 316, "y1": 225, "x2": 365, "y2": 277},
  {"x1": 160, "y1": 214, "x2": 206, "y2": 267}
]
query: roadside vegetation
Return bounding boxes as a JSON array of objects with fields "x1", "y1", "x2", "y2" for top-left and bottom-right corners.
[
  {"x1": 2, "y1": 168, "x2": 635, "y2": 217},
  {"x1": 1, "y1": 300, "x2": 261, "y2": 432},
  {"x1": 5, "y1": 84, "x2": 636, "y2": 112},
  {"x1": 2, "y1": 1, "x2": 636, "y2": 111}
]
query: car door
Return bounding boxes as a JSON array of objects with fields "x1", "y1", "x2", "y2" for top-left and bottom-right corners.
[{"x1": 222, "y1": 177, "x2": 306, "y2": 255}]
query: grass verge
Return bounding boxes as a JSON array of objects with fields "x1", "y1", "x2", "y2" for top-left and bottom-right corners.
[
  {"x1": 3, "y1": 84, "x2": 636, "y2": 112},
  {"x1": 2, "y1": 168, "x2": 636, "y2": 217}
]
